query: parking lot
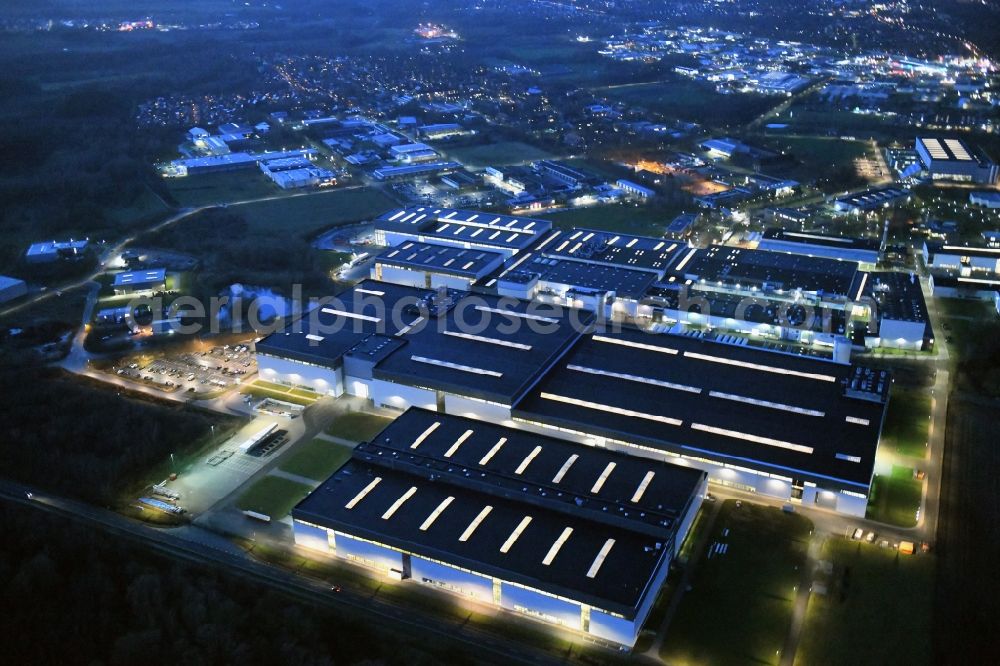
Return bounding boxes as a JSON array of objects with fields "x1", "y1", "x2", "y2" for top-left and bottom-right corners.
[{"x1": 109, "y1": 341, "x2": 256, "y2": 397}]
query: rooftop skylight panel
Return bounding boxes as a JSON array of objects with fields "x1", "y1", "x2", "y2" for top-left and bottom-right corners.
[
  {"x1": 708, "y1": 390, "x2": 825, "y2": 417},
  {"x1": 320, "y1": 308, "x2": 382, "y2": 323},
  {"x1": 551, "y1": 454, "x2": 579, "y2": 484},
  {"x1": 542, "y1": 527, "x2": 574, "y2": 566},
  {"x1": 443, "y1": 330, "x2": 532, "y2": 350},
  {"x1": 444, "y1": 429, "x2": 474, "y2": 458},
  {"x1": 845, "y1": 416, "x2": 870, "y2": 426},
  {"x1": 410, "y1": 355, "x2": 504, "y2": 377},
  {"x1": 683, "y1": 351, "x2": 837, "y2": 382},
  {"x1": 568, "y1": 364, "x2": 702, "y2": 394},
  {"x1": 592, "y1": 334, "x2": 679, "y2": 355},
  {"x1": 474, "y1": 305, "x2": 559, "y2": 323},
  {"x1": 305, "y1": 334, "x2": 325, "y2": 343},
  {"x1": 690, "y1": 422, "x2": 814, "y2": 454},
  {"x1": 515, "y1": 446, "x2": 543, "y2": 475},
  {"x1": 944, "y1": 139, "x2": 972, "y2": 160},
  {"x1": 382, "y1": 486, "x2": 418, "y2": 520},
  {"x1": 631, "y1": 471, "x2": 656, "y2": 503},
  {"x1": 591, "y1": 462, "x2": 616, "y2": 493},
  {"x1": 459, "y1": 505, "x2": 494, "y2": 542},
  {"x1": 541, "y1": 392, "x2": 684, "y2": 426},
  {"x1": 420, "y1": 496, "x2": 455, "y2": 531},
  {"x1": 355, "y1": 288, "x2": 386, "y2": 296},
  {"x1": 586, "y1": 539, "x2": 616, "y2": 578},
  {"x1": 478, "y1": 437, "x2": 507, "y2": 465},
  {"x1": 500, "y1": 516, "x2": 533, "y2": 553},
  {"x1": 410, "y1": 421, "x2": 441, "y2": 449},
  {"x1": 835, "y1": 453, "x2": 862, "y2": 463},
  {"x1": 345, "y1": 477, "x2": 382, "y2": 509}
]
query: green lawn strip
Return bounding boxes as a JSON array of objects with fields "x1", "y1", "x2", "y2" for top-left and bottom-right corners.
[
  {"x1": 240, "y1": 385, "x2": 316, "y2": 406},
  {"x1": 866, "y1": 465, "x2": 922, "y2": 527},
  {"x1": 279, "y1": 437, "x2": 355, "y2": 481},
  {"x1": 326, "y1": 412, "x2": 393, "y2": 442},
  {"x1": 236, "y1": 476, "x2": 315, "y2": 519},
  {"x1": 445, "y1": 141, "x2": 555, "y2": 167},
  {"x1": 793, "y1": 539, "x2": 934, "y2": 666},
  {"x1": 660, "y1": 501, "x2": 812, "y2": 666},
  {"x1": 883, "y1": 387, "x2": 932, "y2": 458}
]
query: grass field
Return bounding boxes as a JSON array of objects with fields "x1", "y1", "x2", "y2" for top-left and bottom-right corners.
[
  {"x1": 660, "y1": 501, "x2": 813, "y2": 665},
  {"x1": 240, "y1": 381, "x2": 319, "y2": 406},
  {"x1": 164, "y1": 171, "x2": 282, "y2": 208},
  {"x1": 236, "y1": 476, "x2": 314, "y2": 519},
  {"x1": 229, "y1": 187, "x2": 396, "y2": 236},
  {"x1": 606, "y1": 79, "x2": 775, "y2": 127},
  {"x1": 445, "y1": 141, "x2": 556, "y2": 167},
  {"x1": 326, "y1": 412, "x2": 393, "y2": 442},
  {"x1": 882, "y1": 387, "x2": 932, "y2": 458},
  {"x1": 794, "y1": 539, "x2": 934, "y2": 666},
  {"x1": 866, "y1": 465, "x2": 922, "y2": 527},
  {"x1": 761, "y1": 136, "x2": 873, "y2": 178},
  {"x1": 539, "y1": 203, "x2": 680, "y2": 235},
  {"x1": 279, "y1": 437, "x2": 355, "y2": 481}
]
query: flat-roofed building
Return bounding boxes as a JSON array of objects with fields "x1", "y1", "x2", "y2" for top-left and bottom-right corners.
[
  {"x1": 112, "y1": 268, "x2": 166, "y2": 295},
  {"x1": 541, "y1": 229, "x2": 687, "y2": 280},
  {"x1": 25, "y1": 239, "x2": 89, "y2": 263},
  {"x1": 922, "y1": 240, "x2": 1000, "y2": 273},
  {"x1": 373, "y1": 241, "x2": 505, "y2": 290},
  {"x1": 756, "y1": 229, "x2": 881, "y2": 265},
  {"x1": 915, "y1": 137, "x2": 998, "y2": 184},
  {"x1": 834, "y1": 187, "x2": 911, "y2": 214},
  {"x1": 292, "y1": 408, "x2": 707, "y2": 647},
  {"x1": 513, "y1": 327, "x2": 889, "y2": 517},
  {"x1": 0, "y1": 275, "x2": 27, "y2": 304},
  {"x1": 374, "y1": 207, "x2": 552, "y2": 258}
]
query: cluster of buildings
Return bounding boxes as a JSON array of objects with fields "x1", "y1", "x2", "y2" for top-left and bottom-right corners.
[
  {"x1": 600, "y1": 26, "x2": 817, "y2": 96},
  {"x1": 924, "y1": 238, "x2": 1000, "y2": 312},
  {"x1": 160, "y1": 147, "x2": 323, "y2": 180},
  {"x1": 256, "y1": 209, "x2": 919, "y2": 636},
  {"x1": 25, "y1": 239, "x2": 90, "y2": 264}
]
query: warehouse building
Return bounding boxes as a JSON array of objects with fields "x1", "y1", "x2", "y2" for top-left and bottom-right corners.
[
  {"x1": 755, "y1": 229, "x2": 881, "y2": 266},
  {"x1": 513, "y1": 327, "x2": 889, "y2": 517},
  {"x1": 915, "y1": 137, "x2": 998, "y2": 185},
  {"x1": 112, "y1": 268, "x2": 167, "y2": 295},
  {"x1": 834, "y1": 187, "x2": 910, "y2": 214},
  {"x1": 862, "y1": 272, "x2": 932, "y2": 351},
  {"x1": 372, "y1": 161, "x2": 462, "y2": 181},
  {"x1": 539, "y1": 229, "x2": 686, "y2": 280},
  {"x1": 25, "y1": 239, "x2": 89, "y2": 263},
  {"x1": 0, "y1": 275, "x2": 27, "y2": 305},
  {"x1": 256, "y1": 280, "x2": 889, "y2": 517},
  {"x1": 373, "y1": 241, "x2": 505, "y2": 290},
  {"x1": 922, "y1": 240, "x2": 1000, "y2": 273},
  {"x1": 374, "y1": 207, "x2": 552, "y2": 258},
  {"x1": 255, "y1": 280, "x2": 591, "y2": 415},
  {"x1": 292, "y1": 408, "x2": 707, "y2": 647}
]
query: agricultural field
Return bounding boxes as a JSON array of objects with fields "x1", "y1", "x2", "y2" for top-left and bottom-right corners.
[
  {"x1": 794, "y1": 538, "x2": 934, "y2": 666},
  {"x1": 229, "y1": 186, "x2": 395, "y2": 236},
  {"x1": 445, "y1": 141, "x2": 557, "y2": 167},
  {"x1": 660, "y1": 501, "x2": 813, "y2": 666}
]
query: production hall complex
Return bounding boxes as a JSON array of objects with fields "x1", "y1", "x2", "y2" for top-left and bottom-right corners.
[{"x1": 254, "y1": 207, "x2": 900, "y2": 647}]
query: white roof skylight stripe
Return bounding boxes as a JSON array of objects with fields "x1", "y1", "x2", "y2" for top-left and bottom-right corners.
[
  {"x1": 442, "y1": 330, "x2": 532, "y2": 350},
  {"x1": 683, "y1": 351, "x2": 837, "y2": 382},
  {"x1": 568, "y1": 364, "x2": 702, "y2": 394},
  {"x1": 410, "y1": 355, "x2": 503, "y2": 377},
  {"x1": 542, "y1": 527, "x2": 574, "y2": 566},
  {"x1": 344, "y1": 477, "x2": 382, "y2": 509},
  {"x1": 586, "y1": 539, "x2": 616, "y2": 578},
  {"x1": 591, "y1": 462, "x2": 616, "y2": 493},
  {"x1": 444, "y1": 429, "x2": 475, "y2": 458},
  {"x1": 515, "y1": 446, "x2": 543, "y2": 475},
  {"x1": 320, "y1": 308, "x2": 382, "y2": 323},
  {"x1": 419, "y1": 496, "x2": 455, "y2": 531},
  {"x1": 552, "y1": 454, "x2": 578, "y2": 484},
  {"x1": 410, "y1": 421, "x2": 441, "y2": 449},
  {"x1": 592, "y1": 335, "x2": 679, "y2": 355},
  {"x1": 478, "y1": 437, "x2": 507, "y2": 465},
  {"x1": 708, "y1": 390, "x2": 825, "y2": 417},
  {"x1": 381, "y1": 486, "x2": 418, "y2": 520},
  {"x1": 690, "y1": 422, "x2": 814, "y2": 454},
  {"x1": 459, "y1": 505, "x2": 493, "y2": 542},
  {"x1": 474, "y1": 305, "x2": 559, "y2": 323},
  {"x1": 631, "y1": 471, "x2": 656, "y2": 503},
  {"x1": 541, "y1": 393, "x2": 684, "y2": 426},
  {"x1": 500, "y1": 516, "x2": 533, "y2": 553}
]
